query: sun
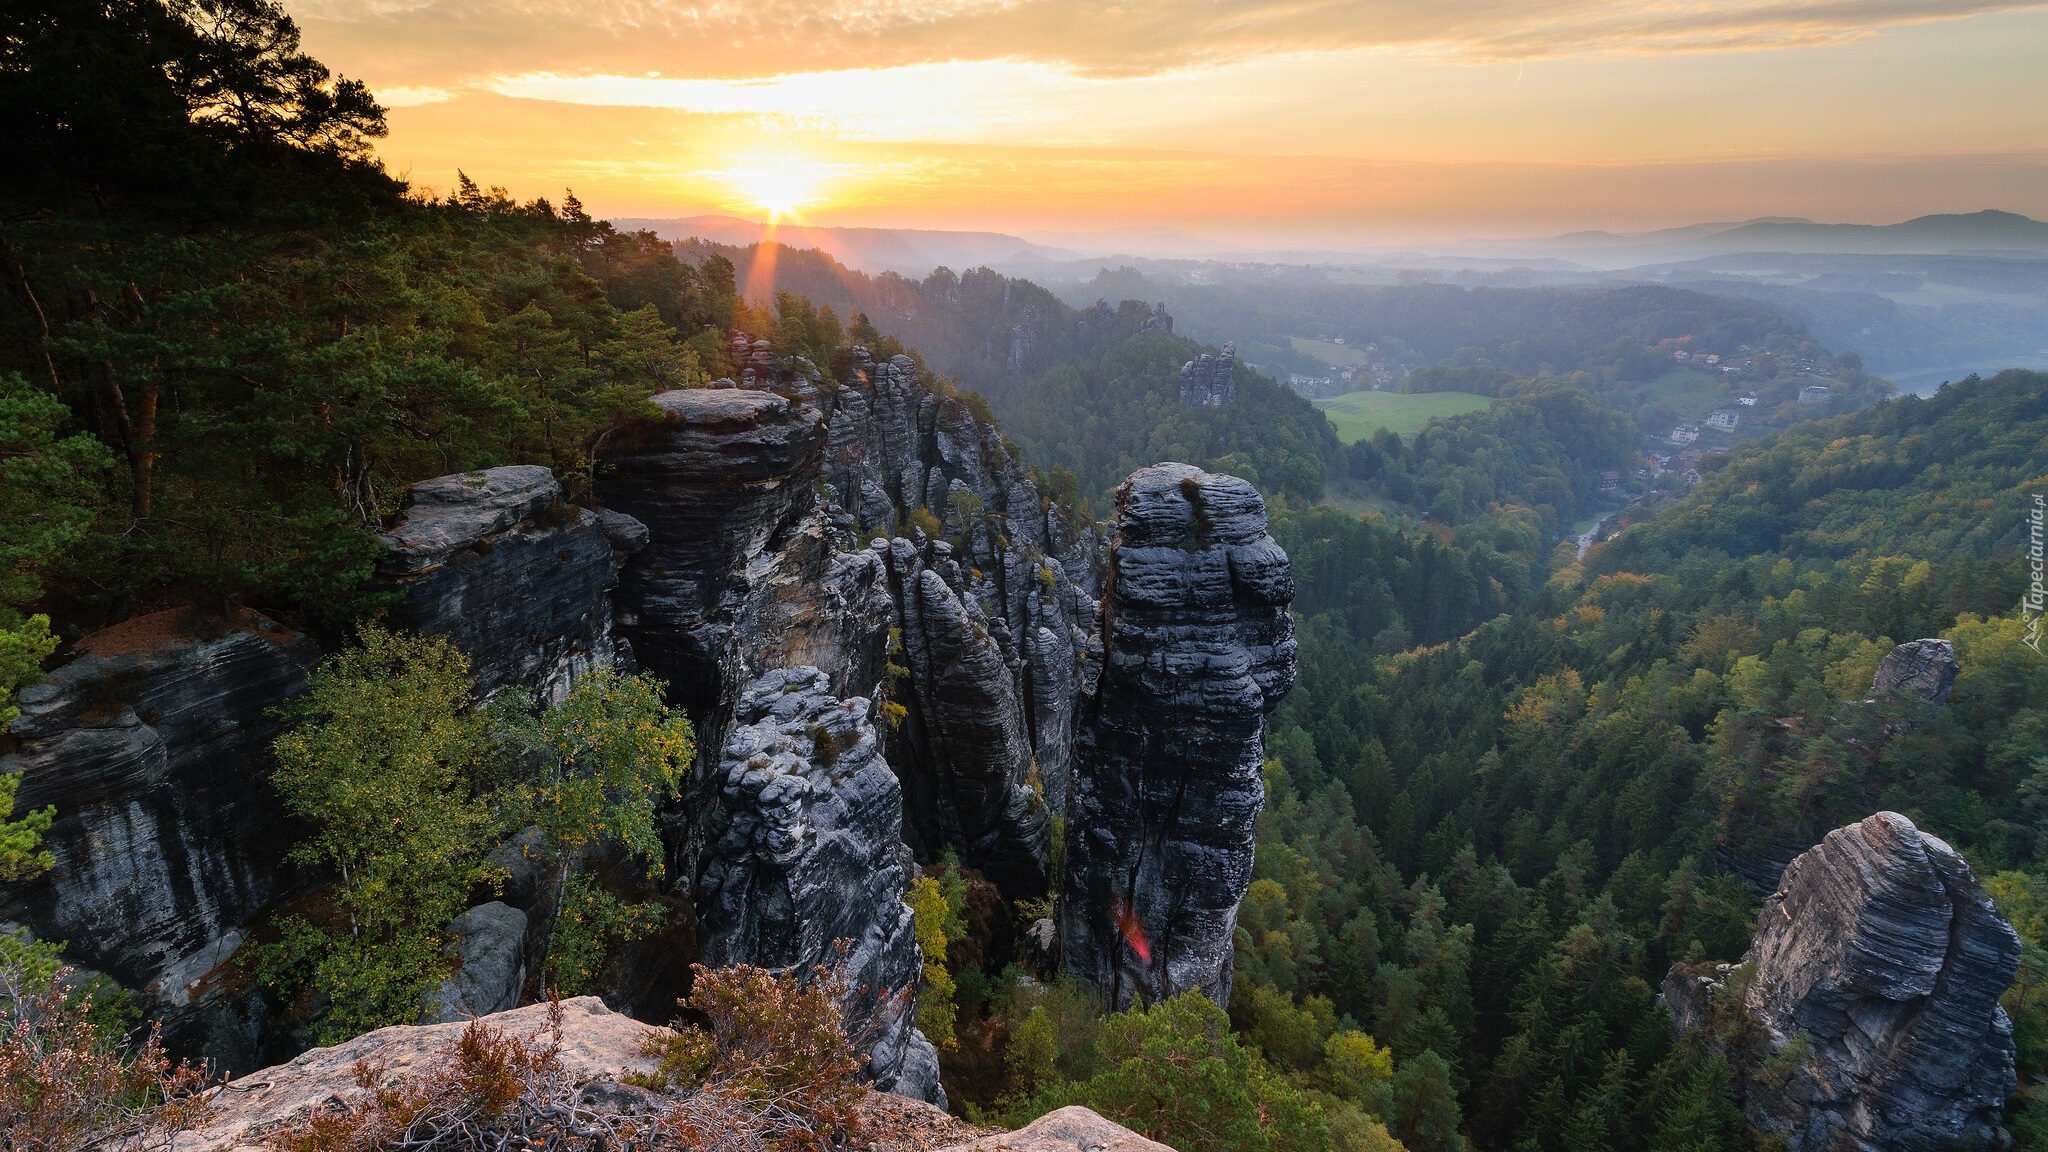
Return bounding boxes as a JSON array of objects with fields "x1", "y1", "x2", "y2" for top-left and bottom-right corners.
[{"x1": 722, "y1": 157, "x2": 825, "y2": 221}]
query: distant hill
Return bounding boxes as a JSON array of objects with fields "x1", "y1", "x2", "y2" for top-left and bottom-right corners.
[
  {"x1": 1524, "y1": 210, "x2": 2048, "y2": 265},
  {"x1": 611, "y1": 215, "x2": 1075, "y2": 274}
]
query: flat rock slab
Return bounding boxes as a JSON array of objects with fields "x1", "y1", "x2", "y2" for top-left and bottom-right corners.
[
  {"x1": 174, "y1": 997, "x2": 660, "y2": 1152},
  {"x1": 940, "y1": 1106, "x2": 1177, "y2": 1152}
]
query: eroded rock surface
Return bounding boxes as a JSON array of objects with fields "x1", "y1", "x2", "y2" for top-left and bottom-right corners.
[
  {"x1": 939, "y1": 1106, "x2": 1178, "y2": 1152},
  {"x1": 1871, "y1": 638, "x2": 1959, "y2": 704},
  {"x1": 0, "y1": 609, "x2": 318, "y2": 1050},
  {"x1": 376, "y1": 465, "x2": 637, "y2": 701},
  {"x1": 1666, "y1": 811, "x2": 2020, "y2": 1151},
  {"x1": 1060, "y1": 464, "x2": 1295, "y2": 1010},
  {"x1": 1178, "y1": 343, "x2": 1237, "y2": 408},
  {"x1": 823, "y1": 348, "x2": 1099, "y2": 819},
  {"x1": 697, "y1": 667, "x2": 941, "y2": 1104}
]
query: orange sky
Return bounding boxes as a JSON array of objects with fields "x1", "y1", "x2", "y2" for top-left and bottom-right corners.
[{"x1": 289, "y1": 0, "x2": 2048, "y2": 241}]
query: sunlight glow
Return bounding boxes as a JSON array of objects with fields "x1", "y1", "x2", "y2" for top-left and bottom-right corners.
[{"x1": 714, "y1": 156, "x2": 829, "y2": 220}]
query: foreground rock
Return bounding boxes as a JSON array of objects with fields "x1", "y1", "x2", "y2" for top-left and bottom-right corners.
[
  {"x1": 940, "y1": 1106, "x2": 1178, "y2": 1152},
  {"x1": 0, "y1": 608, "x2": 318, "y2": 1057},
  {"x1": 697, "y1": 667, "x2": 942, "y2": 1103},
  {"x1": 177, "y1": 998, "x2": 1159, "y2": 1152},
  {"x1": 1665, "y1": 811, "x2": 2020, "y2": 1151},
  {"x1": 175, "y1": 996, "x2": 661, "y2": 1152},
  {"x1": 1061, "y1": 464, "x2": 1295, "y2": 1010},
  {"x1": 1870, "y1": 638, "x2": 1959, "y2": 703}
]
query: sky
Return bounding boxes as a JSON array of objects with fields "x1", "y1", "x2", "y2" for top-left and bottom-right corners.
[{"x1": 288, "y1": 0, "x2": 2048, "y2": 243}]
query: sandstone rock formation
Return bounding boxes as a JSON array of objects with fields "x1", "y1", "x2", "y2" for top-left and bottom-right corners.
[
  {"x1": 697, "y1": 667, "x2": 941, "y2": 1103},
  {"x1": 1664, "y1": 811, "x2": 2020, "y2": 1151},
  {"x1": 823, "y1": 347, "x2": 1098, "y2": 819},
  {"x1": 424, "y1": 901, "x2": 530, "y2": 1023},
  {"x1": 376, "y1": 465, "x2": 638, "y2": 701},
  {"x1": 1060, "y1": 464, "x2": 1295, "y2": 1010},
  {"x1": 0, "y1": 608, "x2": 318, "y2": 1051},
  {"x1": 594, "y1": 387, "x2": 890, "y2": 734},
  {"x1": 1177, "y1": 343, "x2": 1237, "y2": 408},
  {"x1": 174, "y1": 996, "x2": 663, "y2": 1152},
  {"x1": 176, "y1": 996, "x2": 1164, "y2": 1152},
  {"x1": 939, "y1": 1106, "x2": 1178, "y2": 1152},
  {"x1": 1871, "y1": 638, "x2": 1959, "y2": 704}
]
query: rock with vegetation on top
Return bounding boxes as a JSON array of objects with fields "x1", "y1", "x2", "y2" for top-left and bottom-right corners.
[
  {"x1": 696, "y1": 667, "x2": 942, "y2": 1104},
  {"x1": 1870, "y1": 637, "x2": 1959, "y2": 703},
  {"x1": 0, "y1": 608, "x2": 318, "y2": 1053},
  {"x1": 1060, "y1": 463, "x2": 1295, "y2": 1011},
  {"x1": 1665, "y1": 811, "x2": 2019, "y2": 1151},
  {"x1": 376, "y1": 464, "x2": 636, "y2": 702}
]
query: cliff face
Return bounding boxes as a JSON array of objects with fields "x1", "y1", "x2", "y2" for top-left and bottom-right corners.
[
  {"x1": 376, "y1": 465, "x2": 640, "y2": 701},
  {"x1": 0, "y1": 609, "x2": 319, "y2": 1048},
  {"x1": 822, "y1": 349, "x2": 1098, "y2": 819},
  {"x1": 698, "y1": 667, "x2": 940, "y2": 1103},
  {"x1": 1060, "y1": 464, "x2": 1295, "y2": 1010},
  {"x1": 1665, "y1": 811, "x2": 2020, "y2": 1151}
]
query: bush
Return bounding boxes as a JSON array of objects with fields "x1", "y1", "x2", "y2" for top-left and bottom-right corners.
[
  {"x1": 0, "y1": 959, "x2": 210, "y2": 1152},
  {"x1": 634, "y1": 963, "x2": 867, "y2": 1150}
]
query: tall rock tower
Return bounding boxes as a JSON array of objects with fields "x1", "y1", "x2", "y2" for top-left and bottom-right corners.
[{"x1": 1059, "y1": 463, "x2": 1296, "y2": 1009}]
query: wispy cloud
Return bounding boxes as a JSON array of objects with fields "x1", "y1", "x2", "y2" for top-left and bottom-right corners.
[{"x1": 300, "y1": 0, "x2": 2048, "y2": 90}]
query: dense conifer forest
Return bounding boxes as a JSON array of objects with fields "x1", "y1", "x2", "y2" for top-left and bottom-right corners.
[{"x1": 4, "y1": 6, "x2": 2047, "y2": 1151}]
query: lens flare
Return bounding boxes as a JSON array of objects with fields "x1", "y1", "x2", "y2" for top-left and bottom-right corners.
[{"x1": 1111, "y1": 893, "x2": 1152, "y2": 964}]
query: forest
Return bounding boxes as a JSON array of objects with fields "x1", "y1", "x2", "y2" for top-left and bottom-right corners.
[{"x1": 5, "y1": 5, "x2": 2048, "y2": 1152}]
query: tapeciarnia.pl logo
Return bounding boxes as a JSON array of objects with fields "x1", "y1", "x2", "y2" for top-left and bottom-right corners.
[{"x1": 2028, "y1": 493, "x2": 2045, "y2": 655}]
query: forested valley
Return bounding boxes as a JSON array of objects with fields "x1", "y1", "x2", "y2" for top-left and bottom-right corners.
[{"x1": 4, "y1": 5, "x2": 2048, "y2": 1152}]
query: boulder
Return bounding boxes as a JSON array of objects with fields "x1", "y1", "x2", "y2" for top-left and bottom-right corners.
[
  {"x1": 1871, "y1": 638, "x2": 1959, "y2": 703},
  {"x1": 1060, "y1": 464, "x2": 1295, "y2": 1011},
  {"x1": 424, "y1": 901, "x2": 529, "y2": 1022}
]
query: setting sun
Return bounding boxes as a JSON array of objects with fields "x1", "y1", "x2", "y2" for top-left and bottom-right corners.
[{"x1": 718, "y1": 157, "x2": 826, "y2": 221}]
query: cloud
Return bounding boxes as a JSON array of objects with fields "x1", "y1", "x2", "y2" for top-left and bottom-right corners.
[{"x1": 300, "y1": 0, "x2": 2048, "y2": 90}]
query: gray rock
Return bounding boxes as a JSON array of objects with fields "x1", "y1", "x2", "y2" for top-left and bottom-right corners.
[
  {"x1": 1060, "y1": 464, "x2": 1295, "y2": 1010},
  {"x1": 1178, "y1": 343, "x2": 1237, "y2": 407},
  {"x1": 376, "y1": 465, "x2": 625, "y2": 702},
  {"x1": 1669, "y1": 811, "x2": 2020, "y2": 1151},
  {"x1": 0, "y1": 609, "x2": 319, "y2": 1051},
  {"x1": 697, "y1": 667, "x2": 941, "y2": 1104},
  {"x1": 425, "y1": 902, "x2": 529, "y2": 1022},
  {"x1": 1871, "y1": 638, "x2": 1959, "y2": 703}
]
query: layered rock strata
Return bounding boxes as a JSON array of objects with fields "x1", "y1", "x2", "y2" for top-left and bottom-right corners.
[
  {"x1": 375, "y1": 465, "x2": 638, "y2": 701},
  {"x1": 0, "y1": 609, "x2": 319, "y2": 1047},
  {"x1": 594, "y1": 388, "x2": 890, "y2": 733},
  {"x1": 697, "y1": 667, "x2": 941, "y2": 1103},
  {"x1": 1060, "y1": 464, "x2": 1295, "y2": 1010},
  {"x1": 1665, "y1": 811, "x2": 2019, "y2": 1151}
]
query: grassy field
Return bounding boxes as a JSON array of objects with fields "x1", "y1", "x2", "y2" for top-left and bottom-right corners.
[
  {"x1": 1633, "y1": 368, "x2": 1729, "y2": 417},
  {"x1": 1314, "y1": 390, "x2": 1492, "y2": 442},
  {"x1": 1290, "y1": 336, "x2": 1373, "y2": 367}
]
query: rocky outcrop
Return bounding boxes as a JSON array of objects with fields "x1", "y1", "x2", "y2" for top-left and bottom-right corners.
[
  {"x1": 697, "y1": 667, "x2": 941, "y2": 1103},
  {"x1": 1060, "y1": 464, "x2": 1295, "y2": 1011},
  {"x1": 176, "y1": 996, "x2": 1160, "y2": 1152},
  {"x1": 0, "y1": 608, "x2": 318, "y2": 1050},
  {"x1": 174, "y1": 996, "x2": 662, "y2": 1152},
  {"x1": 595, "y1": 387, "x2": 890, "y2": 731},
  {"x1": 822, "y1": 347, "x2": 1097, "y2": 822},
  {"x1": 1871, "y1": 638, "x2": 1959, "y2": 704},
  {"x1": 1665, "y1": 811, "x2": 2020, "y2": 1152},
  {"x1": 940, "y1": 1106, "x2": 1178, "y2": 1152},
  {"x1": 1178, "y1": 343, "x2": 1237, "y2": 408},
  {"x1": 880, "y1": 538, "x2": 1052, "y2": 895},
  {"x1": 376, "y1": 465, "x2": 638, "y2": 702}
]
